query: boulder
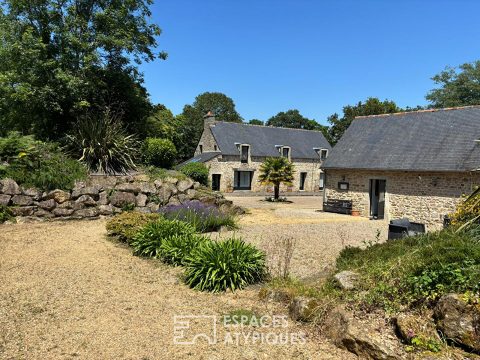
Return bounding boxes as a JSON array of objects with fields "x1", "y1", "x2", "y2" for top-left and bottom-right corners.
[
  {"x1": 334, "y1": 271, "x2": 360, "y2": 291},
  {"x1": 73, "y1": 208, "x2": 99, "y2": 218},
  {"x1": 115, "y1": 183, "x2": 141, "y2": 194},
  {"x1": 58, "y1": 200, "x2": 84, "y2": 210},
  {"x1": 323, "y1": 307, "x2": 406, "y2": 360},
  {"x1": 109, "y1": 191, "x2": 136, "y2": 208},
  {"x1": 71, "y1": 186, "x2": 100, "y2": 199},
  {"x1": 0, "y1": 194, "x2": 11, "y2": 206},
  {"x1": 45, "y1": 189, "x2": 71, "y2": 204},
  {"x1": 177, "y1": 179, "x2": 194, "y2": 193},
  {"x1": 1, "y1": 179, "x2": 21, "y2": 195},
  {"x1": 138, "y1": 182, "x2": 156, "y2": 194},
  {"x1": 136, "y1": 193, "x2": 148, "y2": 207},
  {"x1": 186, "y1": 189, "x2": 197, "y2": 200},
  {"x1": 98, "y1": 204, "x2": 114, "y2": 216},
  {"x1": 75, "y1": 195, "x2": 96, "y2": 206},
  {"x1": 164, "y1": 176, "x2": 179, "y2": 185},
  {"x1": 153, "y1": 179, "x2": 163, "y2": 189},
  {"x1": 23, "y1": 188, "x2": 42, "y2": 200},
  {"x1": 11, "y1": 206, "x2": 36, "y2": 216},
  {"x1": 134, "y1": 207, "x2": 151, "y2": 213},
  {"x1": 97, "y1": 191, "x2": 109, "y2": 205},
  {"x1": 34, "y1": 208, "x2": 54, "y2": 218},
  {"x1": 37, "y1": 199, "x2": 57, "y2": 211},
  {"x1": 148, "y1": 203, "x2": 160, "y2": 213},
  {"x1": 156, "y1": 186, "x2": 174, "y2": 205},
  {"x1": 289, "y1": 296, "x2": 318, "y2": 322},
  {"x1": 167, "y1": 197, "x2": 181, "y2": 206},
  {"x1": 52, "y1": 208, "x2": 74, "y2": 217},
  {"x1": 434, "y1": 293, "x2": 480, "y2": 351},
  {"x1": 11, "y1": 195, "x2": 34, "y2": 206},
  {"x1": 393, "y1": 313, "x2": 440, "y2": 344},
  {"x1": 193, "y1": 182, "x2": 200, "y2": 190}
]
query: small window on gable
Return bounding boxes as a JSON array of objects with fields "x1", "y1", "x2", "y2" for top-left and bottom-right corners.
[
  {"x1": 320, "y1": 149, "x2": 328, "y2": 161},
  {"x1": 282, "y1": 147, "x2": 290, "y2": 159},
  {"x1": 214, "y1": 144, "x2": 218, "y2": 151},
  {"x1": 199, "y1": 144, "x2": 203, "y2": 153},
  {"x1": 241, "y1": 145, "x2": 249, "y2": 163}
]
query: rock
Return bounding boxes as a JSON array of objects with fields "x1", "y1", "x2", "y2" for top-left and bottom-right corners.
[
  {"x1": 138, "y1": 182, "x2": 156, "y2": 194},
  {"x1": 1, "y1": 179, "x2": 21, "y2": 195},
  {"x1": 11, "y1": 206, "x2": 36, "y2": 216},
  {"x1": 136, "y1": 193, "x2": 148, "y2": 207},
  {"x1": 134, "y1": 207, "x2": 151, "y2": 213},
  {"x1": 156, "y1": 186, "x2": 174, "y2": 205},
  {"x1": 97, "y1": 191, "x2": 109, "y2": 205},
  {"x1": 52, "y1": 208, "x2": 74, "y2": 217},
  {"x1": 71, "y1": 186, "x2": 100, "y2": 199},
  {"x1": 37, "y1": 199, "x2": 57, "y2": 211},
  {"x1": 259, "y1": 288, "x2": 292, "y2": 303},
  {"x1": 323, "y1": 307, "x2": 406, "y2": 360},
  {"x1": 434, "y1": 293, "x2": 480, "y2": 351},
  {"x1": 98, "y1": 204, "x2": 114, "y2": 215},
  {"x1": 177, "y1": 194, "x2": 188, "y2": 203},
  {"x1": 72, "y1": 181, "x2": 86, "y2": 191},
  {"x1": 0, "y1": 194, "x2": 11, "y2": 206},
  {"x1": 45, "y1": 189, "x2": 71, "y2": 203},
  {"x1": 167, "y1": 197, "x2": 181, "y2": 206},
  {"x1": 109, "y1": 191, "x2": 136, "y2": 208},
  {"x1": 164, "y1": 177, "x2": 179, "y2": 185},
  {"x1": 148, "y1": 203, "x2": 160, "y2": 213},
  {"x1": 58, "y1": 201, "x2": 84, "y2": 210},
  {"x1": 34, "y1": 208, "x2": 54, "y2": 218},
  {"x1": 75, "y1": 195, "x2": 96, "y2": 206},
  {"x1": 177, "y1": 179, "x2": 194, "y2": 193},
  {"x1": 73, "y1": 208, "x2": 99, "y2": 217},
  {"x1": 115, "y1": 183, "x2": 141, "y2": 194},
  {"x1": 23, "y1": 188, "x2": 42, "y2": 200},
  {"x1": 11, "y1": 195, "x2": 34, "y2": 206},
  {"x1": 153, "y1": 179, "x2": 163, "y2": 189},
  {"x1": 393, "y1": 313, "x2": 440, "y2": 344},
  {"x1": 230, "y1": 205, "x2": 246, "y2": 216},
  {"x1": 289, "y1": 296, "x2": 318, "y2": 322},
  {"x1": 334, "y1": 271, "x2": 360, "y2": 291},
  {"x1": 193, "y1": 182, "x2": 200, "y2": 189},
  {"x1": 186, "y1": 189, "x2": 197, "y2": 200}
]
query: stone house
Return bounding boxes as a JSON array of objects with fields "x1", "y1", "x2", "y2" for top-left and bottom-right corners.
[
  {"x1": 181, "y1": 112, "x2": 332, "y2": 193},
  {"x1": 322, "y1": 106, "x2": 480, "y2": 230}
]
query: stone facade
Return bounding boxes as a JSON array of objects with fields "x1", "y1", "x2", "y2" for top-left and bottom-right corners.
[
  {"x1": 0, "y1": 176, "x2": 238, "y2": 222},
  {"x1": 324, "y1": 169, "x2": 480, "y2": 230},
  {"x1": 196, "y1": 118, "x2": 326, "y2": 193}
]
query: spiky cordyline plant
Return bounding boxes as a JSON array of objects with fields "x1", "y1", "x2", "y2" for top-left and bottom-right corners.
[
  {"x1": 67, "y1": 108, "x2": 140, "y2": 174},
  {"x1": 258, "y1": 157, "x2": 295, "y2": 200}
]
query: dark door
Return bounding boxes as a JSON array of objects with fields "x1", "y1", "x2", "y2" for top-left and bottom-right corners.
[
  {"x1": 299, "y1": 172, "x2": 307, "y2": 191},
  {"x1": 212, "y1": 174, "x2": 221, "y2": 191},
  {"x1": 369, "y1": 179, "x2": 386, "y2": 219},
  {"x1": 234, "y1": 171, "x2": 253, "y2": 190}
]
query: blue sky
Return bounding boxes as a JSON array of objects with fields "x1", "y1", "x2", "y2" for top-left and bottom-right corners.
[{"x1": 140, "y1": 0, "x2": 480, "y2": 125}]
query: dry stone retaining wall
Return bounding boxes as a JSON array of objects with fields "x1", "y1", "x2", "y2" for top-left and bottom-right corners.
[{"x1": 0, "y1": 175, "x2": 234, "y2": 221}]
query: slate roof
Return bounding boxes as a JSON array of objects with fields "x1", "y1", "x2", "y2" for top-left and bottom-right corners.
[
  {"x1": 322, "y1": 106, "x2": 480, "y2": 172},
  {"x1": 210, "y1": 122, "x2": 331, "y2": 159},
  {"x1": 177, "y1": 151, "x2": 220, "y2": 168}
]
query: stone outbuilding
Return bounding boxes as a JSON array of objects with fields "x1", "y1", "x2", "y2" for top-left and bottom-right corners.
[
  {"x1": 322, "y1": 106, "x2": 480, "y2": 230},
  {"x1": 181, "y1": 112, "x2": 332, "y2": 194}
]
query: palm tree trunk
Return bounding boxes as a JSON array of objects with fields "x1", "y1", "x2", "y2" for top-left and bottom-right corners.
[{"x1": 274, "y1": 183, "x2": 280, "y2": 200}]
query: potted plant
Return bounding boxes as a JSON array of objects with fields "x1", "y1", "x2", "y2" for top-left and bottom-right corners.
[{"x1": 351, "y1": 208, "x2": 361, "y2": 216}]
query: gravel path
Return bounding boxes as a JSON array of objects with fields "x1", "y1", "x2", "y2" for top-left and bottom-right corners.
[{"x1": 0, "y1": 219, "x2": 356, "y2": 359}]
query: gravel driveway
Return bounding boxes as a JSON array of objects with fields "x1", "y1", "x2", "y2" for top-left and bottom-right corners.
[{"x1": 0, "y1": 219, "x2": 356, "y2": 359}]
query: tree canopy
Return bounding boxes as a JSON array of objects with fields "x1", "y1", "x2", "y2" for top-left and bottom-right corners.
[
  {"x1": 327, "y1": 98, "x2": 401, "y2": 145},
  {"x1": 248, "y1": 119, "x2": 264, "y2": 125},
  {"x1": 426, "y1": 61, "x2": 480, "y2": 109},
  {"x1": 0, "y1": 0, "x2": 163, "y2": 139}
]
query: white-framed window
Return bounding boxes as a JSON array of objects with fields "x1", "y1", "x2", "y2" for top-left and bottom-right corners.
[
  {"x1": 320, "y1": 149, "x2": 328, "y2": 161},
  {"x1": 281, "y1": 146, "x2": 290, "y2": 159},
  {"x1": 240, "y1": 145, "x2": 250, "y2": 163}
]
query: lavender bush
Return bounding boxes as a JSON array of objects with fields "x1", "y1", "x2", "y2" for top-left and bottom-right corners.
[{"x1": 158, "y1": 200, "x2": 237, "y2": 233}]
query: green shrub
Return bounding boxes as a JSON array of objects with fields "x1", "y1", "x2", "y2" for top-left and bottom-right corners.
[
  {"x1": 106, "y1": 212, "x2": 161, "y2": 243},
  {"x1": 130, "y1": 219, "x2": 196, "y2": 258},
  {"x1": 0, "y1": 132, "x2": 36, "y2": 162},
  {"x1": 159, "y1": 234, "x2": 209, "y2": 266},
  {"x1": 3, "y1": 142, "x2": 87, "y2": 191},
  {"x1": 142, "y1": 138, "x2": 177, "y2": 169},
  {"x1": 184, "y1": 238, "x2": 266, "y2": 292},
  {"x1": 67, "y1": 109, "x2": 140, "y2": 174},
  {"x1": 180, "y1": 162, "x2": 209, "y2": 186},
  {"x1": 0, "y1": 205, "x2": 13, "y2": 223}
]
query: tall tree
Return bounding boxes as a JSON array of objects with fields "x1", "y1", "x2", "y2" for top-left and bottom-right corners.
[
  {"x1": 266, "y1": 109, "x2": 331, "y2": 143},
  {"x1": 258, "y1": 157, "x2": 295, "y2": 200},
  {"x1": 180, "y1": 92, "x2": 242, "y2": 160},
  {"x1": 327, "y1": 98, "x2": 400, "y2": 145},
  {"x1": 426, "y1": 61, "x2": 480, "y2": 108},
  {"x1": 0, "y1": 0, "x2": 164, "y2": 139}
]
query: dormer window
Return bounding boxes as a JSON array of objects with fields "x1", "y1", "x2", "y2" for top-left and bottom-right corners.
[
  {"x1": 199, "y1": 144, "x2": 203, "y2": 153},
  {"x1": 282, "y1": 147, "x2": 290, "y2": 159},
  {"x1": 241, "y1": 145, "x2": 250, "y2": 163},
  {"x1": 214, "y1": 144, "x2": 218, "y2": 151},
  {"x1": 320, "y1": 149, "x2": 328, "y2": 161}
]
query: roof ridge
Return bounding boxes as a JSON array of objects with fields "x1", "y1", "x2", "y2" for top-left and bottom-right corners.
[
  {"x1": 213, "y1": 121, "x2": 326, "y2": 133},
  {"x1": 355, "y1": 105, "x2": 480, "y2": 119}
]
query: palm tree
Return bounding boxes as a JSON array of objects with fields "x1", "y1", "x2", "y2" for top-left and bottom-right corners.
[{"x1": 258, "y1": 157, "x2": 295, "y2": 200}]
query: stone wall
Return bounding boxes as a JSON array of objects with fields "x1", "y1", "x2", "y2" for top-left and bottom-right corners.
[
  {"x1": 205, "y1": 155, "x2": 324, "y2": 193},
  {"x1": 324, "y1": 169, "x2": 480, "y2": 230},
  {"x1": 0, "y1": 175, "x2": 235, "y2": 221}
]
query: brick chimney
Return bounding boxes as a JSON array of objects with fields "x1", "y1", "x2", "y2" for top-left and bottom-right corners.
[{"x1": 203, "y1": 110, "x2": 216, "y2": 130}]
